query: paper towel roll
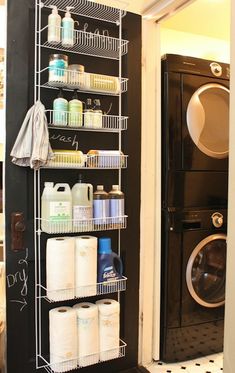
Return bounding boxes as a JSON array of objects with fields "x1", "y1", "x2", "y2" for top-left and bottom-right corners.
[
  {"x1": 75, "y1": 236, "x2": 97, "y2": 297},
  {"x1": 46, "y1": 237, "x2": 75, "y2": 301},
  {"x1": 49, "y1": 307, "x2": 77, "y2": 372},
  {"x1": 73, "y1": 302, "x2": 99, "y2": 367},
  {"x1": 96, "y1": 299, "x2": 120, "y2": 361}
]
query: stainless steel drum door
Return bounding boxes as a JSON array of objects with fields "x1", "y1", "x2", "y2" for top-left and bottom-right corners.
[
  {"x1": 186, "y1": 234, "x2": 226, "y2": 308},
  {"x1": 187, "y1": 84, "x2": 229, "y2": 159}
]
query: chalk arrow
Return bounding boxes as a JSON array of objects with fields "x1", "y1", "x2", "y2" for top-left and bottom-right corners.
[{"x1": 10, "y1": 298, "x2": 27, "y2": 312}]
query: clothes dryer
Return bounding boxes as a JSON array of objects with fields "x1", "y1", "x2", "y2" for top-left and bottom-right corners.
[
  {"x1": 162, "y1": 54, "x2": 229, "y2": 209},
  {"x1": 160, "y1": 208, "x2": 226, "y2": 362},
  {"x1": 162, "y1": 54, "x2": 229, "y2": 172}
]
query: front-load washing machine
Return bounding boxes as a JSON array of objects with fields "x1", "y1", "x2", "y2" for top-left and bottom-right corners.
[
  {"x1": 160, "y1": 208, "x2": 226, "y2": 362},
  {"x1": 162, "y1": 54, "x2": 229, "y2": 209}
]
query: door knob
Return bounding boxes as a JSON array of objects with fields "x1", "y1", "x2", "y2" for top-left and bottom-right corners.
[{"x1": 11, "y1": 212, "x2": 26, "y2": 251}]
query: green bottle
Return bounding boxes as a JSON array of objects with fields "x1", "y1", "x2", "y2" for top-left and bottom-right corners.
[
  {"x1": 68, "y1": 90, "x2": 83, "y2": 127},
  {"x1": 53, "y1": 89, "x2": 68, "y2": 126}
]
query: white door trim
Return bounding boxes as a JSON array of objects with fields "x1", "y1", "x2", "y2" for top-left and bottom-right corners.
[
  {"x1": 224, "y1": 2, "x2": 235, "y2": 373},
  {"x1": 143, "y1": 0, "x2": 196, "y2": 21}
]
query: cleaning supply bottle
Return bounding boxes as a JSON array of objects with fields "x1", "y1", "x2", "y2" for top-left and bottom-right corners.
[
  {"x1": 98, "y1": 237, "x2": 123, "y2": 283},
  {"x1": 47, "y1": 5, "x2": 61, "y2": 44},
  {"x1": 93, "y1": 99, "x2": 103, "y2": 129},
  {"x1": 109, "y1": 185, "x2": 125, "y2": 227},
  {"x1": 53, "y1": 89, "x2": 68, "y2": 126},
  {"x1": 72, "y1": 174, "x2": 93, "y2": 230},
  {"x1": 62, "y1": 7, "x2": 74, "y2": 47},
  {"x1": 68, "y1": 90, "x2": 83, "y2": 128},
  {"x1": 83, "y1": 98, "x2": 93, "y2": 128},
  {"x1": 93, "y1": 185, "x2": 109, "y2": 226},
  {"x1": 41, "y1": 182, "x2": 72, "y2": 233}
]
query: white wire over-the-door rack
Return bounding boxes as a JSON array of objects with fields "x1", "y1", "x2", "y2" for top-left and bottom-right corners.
[{"x1": 34, "y1": 0, "x2": 128, "y2": 372}]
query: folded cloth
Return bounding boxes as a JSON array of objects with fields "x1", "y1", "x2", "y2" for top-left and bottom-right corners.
[{"x1": 10, "y1": 100, "x2": 54, "y2": 169}]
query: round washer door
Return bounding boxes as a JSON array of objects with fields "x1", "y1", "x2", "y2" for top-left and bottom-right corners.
[
  {"x1": 186, "y1": 233, "x2": 226, "y2": 308},
  {"x1": 187, "y1": 83, "x2": 229, "y2": 159}
]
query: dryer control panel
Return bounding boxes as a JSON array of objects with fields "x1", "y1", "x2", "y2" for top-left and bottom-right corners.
[
  {"x1": 211, "y1": 212, "x2": 224, "y2": 228},
  {"x1": 167, "y1": 208, "x2": 227, "y2": 232},
  {"x1": 210, "y1": 62, "x2": 222, "y2": 77}
]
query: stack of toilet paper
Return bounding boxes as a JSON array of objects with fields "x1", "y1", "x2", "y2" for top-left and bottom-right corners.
[
  {"x1": 46, "y1": 235, "x2": 97, "y2": 301},
  {"x1": 49, "y1": 299, "x2": 120, "y2": 370}
]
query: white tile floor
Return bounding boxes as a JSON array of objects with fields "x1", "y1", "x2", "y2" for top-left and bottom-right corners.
[{"x1": 148, "y1": 353, "x2": 223, "y2": 373}]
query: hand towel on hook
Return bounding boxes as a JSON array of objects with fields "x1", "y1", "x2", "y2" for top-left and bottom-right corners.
[{"x1": 10, "y1": 100, "x2": 54, "y2": 169}]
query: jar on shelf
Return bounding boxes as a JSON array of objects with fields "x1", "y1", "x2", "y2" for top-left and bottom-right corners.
[
  {"x1": 49, "y1": 54, "x2": 68, "y2": 85},
  {"x1": 67, "y1": 64, "x2": 85, "y2": 89}
]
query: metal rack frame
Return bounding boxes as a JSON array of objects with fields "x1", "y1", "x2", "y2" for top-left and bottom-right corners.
[
  {"x1": 43, "y1": 152, "x2": 128, "y2": 169},
  {"x1": 34, "y1": 0, "x2": 128, "y2": 371},
  {"x1": 42, "y1": 0, "x2": 127, "y2": 24},
  {"x1": 46, "y1": 110, "x2": 128, "y2": 131},
  {"x1": 37, "y1": 276, "x2": 127, "y2": 303},
  {"x1": 39, "y1": 67, "x2": 128, "y2": 95},
  {"x1": 40, "y1": 25, "x2": 129, "y2": 60},
  {"x1": 37, "y1": 339, "x2": 127, "y2": 373}
]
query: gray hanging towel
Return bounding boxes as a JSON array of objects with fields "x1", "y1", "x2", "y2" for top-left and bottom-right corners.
[{"x1": 10, "y1": 100, "x2": 54, "y2": 169}]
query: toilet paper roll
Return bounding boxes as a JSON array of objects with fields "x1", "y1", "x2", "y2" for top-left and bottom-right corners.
[
  {"x1": 49, "y1": 307, "x2": 77, "y2": 372},
  {"x1": 73, "y1": 302, "x2": 99, "y2": 367},
  {"x1": 96, "y1": 299, "x2": 120, "y2": 361},
  {"x1": 46, "y1": 237, "x2": 75, "y2": 301},
  {"x1": 75, "y1": 236, "x2": 97, "y2": 297}
]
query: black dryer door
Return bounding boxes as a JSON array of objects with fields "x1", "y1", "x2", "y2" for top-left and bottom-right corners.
[{"x1": 182, "y1": 75, "x2": 229, "y2": 171}]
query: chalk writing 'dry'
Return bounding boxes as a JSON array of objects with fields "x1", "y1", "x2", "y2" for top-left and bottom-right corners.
[
  {"x1": 7, "y1": 248, "x2": 28, "y2": 312},
  {"x1": 49, "y1": 133, "x2": 79, "y2": 151}
]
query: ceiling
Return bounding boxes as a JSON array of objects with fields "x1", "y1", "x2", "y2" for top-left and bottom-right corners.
[
  {"x1": 93, "y1": 0, "x2": 230, "y2": 41},
  {"x1": 162, "y1": 0, "x2": 230, "y2": 41},
  {"x1": 90, "y1": 0, "x2": 155, "y2": 15}
]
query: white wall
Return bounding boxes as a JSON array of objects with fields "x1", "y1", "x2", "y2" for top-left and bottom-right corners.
[{"x1": 161, "y1": 27, "x2": 230, "y2": 63}]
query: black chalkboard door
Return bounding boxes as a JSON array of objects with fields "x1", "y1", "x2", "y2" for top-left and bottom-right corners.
[{"x1": 5, "y1": 1, "x2": 142, "y2": 373}]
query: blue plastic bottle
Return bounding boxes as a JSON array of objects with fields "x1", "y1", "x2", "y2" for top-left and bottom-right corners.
[{"x1": 98, "y1": 237, "x2": 123, "y2": 283}]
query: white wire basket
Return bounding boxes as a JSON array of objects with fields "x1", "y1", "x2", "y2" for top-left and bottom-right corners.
[
  {"x1": 41, "y1": 26, "x2": 129, "y2": 60},
  {"x1": 41, "y1": 0, "x2": 127, "y2": 24},
  {"x1": 37, "y1": 277, "x2": 127, "y2": 303},
  {"x1": 39, "y1": 215, "x2": 128, "y2": 234},
  {"x1": 40, "y1": 67, "x2": 128, "y2": 95},
  {"x1": 46, "y1": 110, "x2": 128, "y2": 132},
  {"x1": 43, "y1": 152, "x2": 128, "y2": 169},
  {"x1": 37, "y1": 339, "x2": 127, "y2": 373}
]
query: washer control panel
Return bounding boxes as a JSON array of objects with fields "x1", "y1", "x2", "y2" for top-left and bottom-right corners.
[{"x1": 211, "y1": 212, "x2": 224, "y2": 228}]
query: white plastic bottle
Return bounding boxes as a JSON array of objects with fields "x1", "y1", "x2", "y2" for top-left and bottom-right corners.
[
  {"x1": 47, "y1": 6, "x2": 61, "y2": 45},
  {"x1": 41, "y1": 183, "x2": 72, "y2": 233},
  {"x1": 62, "y1": 7, "x2": 74, "y2": 47},
  {"x1": 72, "y1": 175, "x2": 93, "y2": 231}
]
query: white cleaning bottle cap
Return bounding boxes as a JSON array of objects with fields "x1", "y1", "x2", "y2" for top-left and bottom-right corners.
[
  {"x1": 50, "y1": 5, "x2": 58, "y2": 15},
  {"x1": 65, "y1": 6, "x2": 74, "y2": 17}
]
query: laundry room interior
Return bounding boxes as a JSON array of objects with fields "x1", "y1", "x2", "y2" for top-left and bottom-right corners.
[
  {"x1": 142, "y1": 0, "x2": 234, "y2": 372},
  {"x1": 1, "y1": 0, "x2": 235, "y2": 373}
]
